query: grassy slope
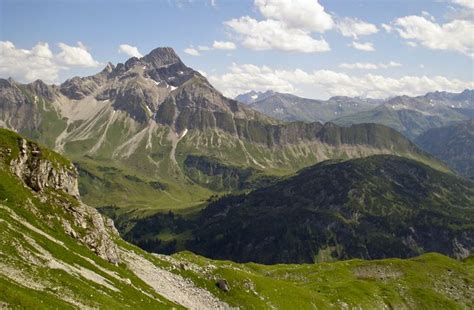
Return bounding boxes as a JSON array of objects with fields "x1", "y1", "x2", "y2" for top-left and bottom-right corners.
[
  {"x1": 0, "y1": 129, "x2": 183, "y2": 309},
  {"x1": 169, "y1": 251, "x2": 474, "y2": 309}
]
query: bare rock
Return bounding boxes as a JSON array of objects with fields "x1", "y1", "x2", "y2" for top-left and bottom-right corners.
[{"x1": 217, "y1": 279, "x2": 230, "y2": 292}]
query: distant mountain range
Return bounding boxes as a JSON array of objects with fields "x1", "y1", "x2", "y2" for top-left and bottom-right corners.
[
  {"x1": 236, "y1": 90, "x2": 382, "y2": 123},
  {"x1": 236, "y1": 90, "x2": 473, "y2": 139},
  {"x1": 415, "y1": 119, "x2": 474, "y2": 178}
]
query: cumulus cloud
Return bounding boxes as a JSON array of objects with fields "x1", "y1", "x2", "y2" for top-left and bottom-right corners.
[
  {"x1": 184, "y1": 47, "x2": 200, "y2": 56},
  {"x1": 337, "y1": 18, "x2": 378, "y2": 39},
  {"x1": 225, "y1": 0, "x2": 333, "y2": 53},
  {"x1": 381, "y1": 23, "x2": 392, "y2": 32},
  {"x1": 0, "y1": 41, "x2": 99, "y2": 84},
  {"x1": 452, "y1": 0, "x2": 474, "y2": 10},
  {"x1": 390, "y1": 15, "x2": 474, "y2": 57},
  {"x1": 254, "y1": 0, "x2": 334, "y2": 32},
  {"x1": 208, "y1": 63, "x2": 473, "y2": 99},
  {"x1": 118, "y1": 44, "x2": 143, "y2": 58},
  {"x1": 56, "y1": 42, "x2": 99, "y2": 67},
  {"x1": 212, "y1": 41, "x2": 236, "y2": 50},
  {"x1": 225, "y1": 17, "x2": 330, "y2": 53},
  {"x1": 350, "y1": 41, "x2": 375, "y2": 52},
  {"x1": 339, "y1": 61, "x2": 401, "y2": 70}
]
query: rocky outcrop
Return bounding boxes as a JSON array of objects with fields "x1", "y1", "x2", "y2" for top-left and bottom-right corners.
[
  {"x1": 8, "y1": 136, "x2": 120, "y2": 264},
  {"x1": 10, "y1": 138, "x2": 80, "y2": 198},
  {"x1": 62, "y1": 202, "x2": 121, "y2": 264}
]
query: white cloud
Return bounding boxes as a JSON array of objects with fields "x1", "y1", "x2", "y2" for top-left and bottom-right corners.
[
  {"x1": 225, "y1": 0, "x2": 333, "y2": 53},
  {"x1": 406, "y1": 41, "x2": 418, "y2": 47},
  {"x1": 212, "y1": 41, "x2": 236, "y2": 50},
  {"x1": 56, "y1": 42, "x2": 99, "y2": 67},
  {"x1": 254, "y1": 0, "x2": 334, "y2": 32},
  {"x1": 225, "y1": 17, "x2": 330, "y2": 53},
  {"x1": 390, "y1": 15, "x2": 474, "y2": 57},
  {"x1": 381, "y1": 23, "x2": 392, "y2": 32},
  {"x1": 379, "y1": 61, "x2": 402, "y2": 68},
  {"x1": 350, "y1": 41, "x2": 375, "y2": 52},
  {"x1": 337, "y1": 18, "x2": 378, "y2": 39},
  {"x1": 118, "y1": 44, "x2": 143, "y2": 58},
  {"x1": 452, "y1": 0, "x2": 474, "y2": 10},
  {"x1": 208, "y1": 63, "x2": 473, "y2": 99},
  {"x1": 184, "y1": 47, "x2": 200, "y2": 56},
  {"x1": 339, "y1": 61, "x2": 401, "y2": 70},
  {"x1": 0, "y1": 41, "x2": 100, "y2": 84}
]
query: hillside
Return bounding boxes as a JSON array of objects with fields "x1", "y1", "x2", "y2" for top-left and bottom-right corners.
[
  {"x1": 0, "y1": 47, "x2": 446, "y2": 214},
  {"x1": 124, "y1": 155, "x2": 474, "y2": 264},
  {"x1": 0, "y1": 128, "x2": 473, "y2": 309},
  {"x1": 415, "y1": 119, "x2": 474, "y2": 178}
]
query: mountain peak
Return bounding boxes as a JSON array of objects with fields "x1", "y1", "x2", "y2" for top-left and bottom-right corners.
[{"x1": 142, "y1": 47, "x2": 182, "y2": 68}]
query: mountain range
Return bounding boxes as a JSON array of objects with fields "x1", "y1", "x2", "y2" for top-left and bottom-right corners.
[
  {"x1": 415, "y1": 119, "x2": 474, "y2": 178},
  {"x1": 236, "y1": 90, "x2": 382, "y2": 123},
  {"x1": 236, "y1": 90, "x2": 473, "y2": 140},
  {"x1": 0, "y1": 47, "x2": 446, "y2": 217}
]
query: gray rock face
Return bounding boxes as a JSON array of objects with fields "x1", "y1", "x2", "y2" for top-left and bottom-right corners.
[
  {"x1": 26, "y1": 80, "x2": 56, "y2": 102},
  {"x1": 62, "y1": 201, "x2": 121, "y2": 264},
  {"x1": 0, "y1": 79, "x2": 41, "y2": 131},
  {"x1": 11, "y1": 138, "x2": 80, "y2": 198},
  {"x1": 9, "y1": 137, "x2": 120, "y2": 264},
  {"x1": 142, "y1": 47, "x2": 182, "y2": 68}
]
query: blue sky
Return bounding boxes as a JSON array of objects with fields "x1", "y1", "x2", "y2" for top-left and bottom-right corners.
[{"x1": 1, "y1": 0, "x2": 473, "y2": 99}]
